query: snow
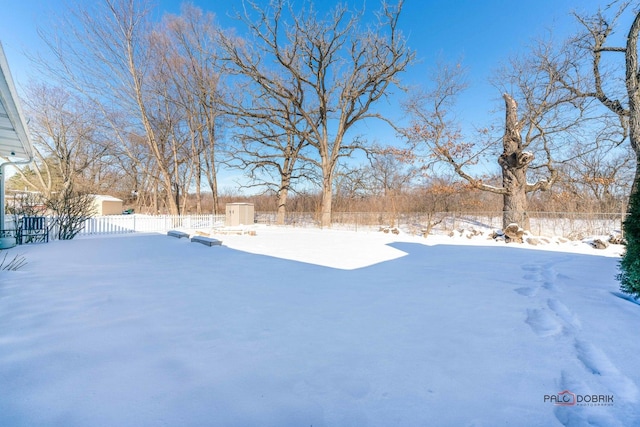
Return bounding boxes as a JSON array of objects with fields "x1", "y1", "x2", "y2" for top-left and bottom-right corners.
[
  {"x1": 1, "y1": 226, "x2": 639, "y2": 426},
  {"x1": 91, "y1": 195, "x2": 123, "y2": 202}
]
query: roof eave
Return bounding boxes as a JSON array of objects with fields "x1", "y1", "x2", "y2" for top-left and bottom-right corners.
[{"x1": 0, "y1": 41, "x2": 34, "y2": 163}]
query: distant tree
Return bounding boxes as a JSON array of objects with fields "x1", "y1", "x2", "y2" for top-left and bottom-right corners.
[
  {"x1": 560, "y1": 146, "x2": 634, "y2": 212},
  {"x1": 365, "y1": 148, "x2": 417, "y2": 198},
  {"x1": 220, "y1": 0, "x2": 414, "y2": 227},
  {"x1": 12, "y1": 82, "x2": 109, "y2": 198},
  {"x1": 362, "y1": 148, "x2": 417, "y2": 225}
]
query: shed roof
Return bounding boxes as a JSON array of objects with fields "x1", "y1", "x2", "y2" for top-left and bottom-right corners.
[{"x1": 93, "y1": 195, "x2": 123, "y2": 203}]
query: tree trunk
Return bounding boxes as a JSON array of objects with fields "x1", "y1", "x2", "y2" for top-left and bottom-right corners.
[
  {"x1": 193, "y1": 136, "x2": 203, "y2": 215},
  {"x1": 320, "y1": 178, "x2": 333, "y2": 228},
  {"x1": 153, "y1": 180, "x2": 159, "y2": 214},
  {"x1": 276, "y1": 186, "x2": 289, "y2": 225},
  {"x1": 204, "y1": 131, "x2": 220, "y2": 215},
  {"x1": 499, "y1": 94, "x2": 533, "y2": 230},
  {"x1": 627, "y1": 23, "x2": 640, "y2": 201},
  {"x1": 627, "y1": 120, "x2": 640, "y2": 222},
  {"x1": 503, "y1": 187, "x2": 529, "y2": 229},
  {"x1": 274, "y1": 169, "x2": 293, "y2": 225},
  {"x1": 195, "y1": 175, "x2": 202, "y2": 214},
  {"x1": 211, "y1": 174, "x2": 219, "y2": 215}
]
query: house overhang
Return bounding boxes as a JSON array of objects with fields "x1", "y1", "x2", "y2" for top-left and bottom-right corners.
[
  {"x1": 0, "y1": 41, "x2": 33, "y2": 163},
  {"x1": 1, "y1": 41, "x2": 33, "y2": 243}
]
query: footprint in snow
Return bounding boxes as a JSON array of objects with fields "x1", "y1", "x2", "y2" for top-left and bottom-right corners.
[
  {"x1": 514, "y1": 287, "x2": 537, "y2": 297},
  {"x1": 554, "y1": 370, "x2": 625, "y2": 427},
  {"x1": 525, "y1": 308, "x2": 562, "y2": 337},
  {"x1": 541, "y1": 264, "x2": 561, "y2": 291},
  {"x1": 574, "y1": 339, "x2": 639, "y2": 403},
  {"x1": 521, "y1": 264, "x2": 543, "y2": 282},
  {"x1": 547, "y1": 298, "x2": 581, "y2": 331},
  {"x1": 516, "y1": 264, "x2": 543, "y2": 296},
  {"x1": 520, "y1": 262, "x2": 565, "y2": 291}
]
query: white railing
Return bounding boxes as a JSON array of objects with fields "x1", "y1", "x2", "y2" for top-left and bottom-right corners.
[
  {"x1": 4, "y1": 212, "x2": 626, "y2": 241},
  {"x1": 77, "y1": 214, "x2": 226, "y2": 236}
]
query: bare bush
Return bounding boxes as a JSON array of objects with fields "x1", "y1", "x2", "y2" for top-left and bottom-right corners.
[
  {"x1": 47, "y1": 189, "x2": 96, "y2": 240},
  {"x1": 0, "y1": 252, "x2": 27, "y2": 271}
]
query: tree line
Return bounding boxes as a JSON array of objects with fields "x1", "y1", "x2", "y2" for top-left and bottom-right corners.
[{"x1": 5, "y1": 1, "x2": 638, "y2": 227}]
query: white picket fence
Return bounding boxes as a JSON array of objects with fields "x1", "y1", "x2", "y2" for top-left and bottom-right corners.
[
  {"x1": 3, "y1": 211, "x2": 626, "y2": 241},
  {"x1": 78, "y1": 214, "x2": 226, "y2": 236}
]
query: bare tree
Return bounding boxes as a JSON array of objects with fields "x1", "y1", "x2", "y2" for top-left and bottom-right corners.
[
  {"x1": 161, "y1": 5, "x2": 228, "y2": 214},
  {"x1": 228, "y1": 107, "x2": 313, "y2": 225},
  {"x1": 36, "y1": 0, "x2": 186, "y2": 214},
  {"x1": 361, "y1": 147, "x2": 417, "y2": 225},
  {"x1": 556, "y1": 4, "x2": 638, "y2": 188},
  {"x1": 223, "y1": 58, "x2": 317, "y2": 225},
  {"x1": 220, "y1": 0, "x2": 414, "y2": 227},
  {"x1": 404, "y1": 42, "x2": 605, "y2": 230},
  {"x1": 365, "y1": 147, "x2": 417, "y2": 197},
  {"x1": 560, "y1": 145, "x2": 634, "y2": 212},
  {"x1": 554, "y1": 3, "x2": 640, "y2": 296},
  {"x1": 14, "y1": 82, "x2": 108, "y2": 197}
]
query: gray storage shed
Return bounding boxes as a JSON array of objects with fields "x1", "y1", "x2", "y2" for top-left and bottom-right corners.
[{"x1": 225, "y1": 203, "x2": 254, "y2": 226}]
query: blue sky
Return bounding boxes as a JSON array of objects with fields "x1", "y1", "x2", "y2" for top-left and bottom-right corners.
[
  {"x1": 0, "y1": 0, "x2": 615, "y2": 183},
  {"x1": 1, "y1": 0, "x2": 608, "y2": 115}
]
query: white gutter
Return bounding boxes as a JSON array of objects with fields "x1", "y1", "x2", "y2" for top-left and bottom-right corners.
[{"x1": 0, "y1": 41, "x2": 34, "y2": 241}]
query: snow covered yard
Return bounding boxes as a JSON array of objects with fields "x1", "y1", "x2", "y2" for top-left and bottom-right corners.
[{"x1": 0, "y1": 227, "x2": 638, "y2": 426}]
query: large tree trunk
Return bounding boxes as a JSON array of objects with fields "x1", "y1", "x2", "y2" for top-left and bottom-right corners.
[
  {"x1": 163, "y1": 175, "x2": 179, "y2": 215},
  {"x1": 320, "y1": 165, "x2": 333, "y2": 228},
  {"x1": 275, "y1": 169, "x2": 293, "y2": 225},
  {"x1": 627, "y1": 126, "x2": 640, "y2": 221},
  {"x1": 627, "y1": 13, "x2": 640, "y2": 201},
  {"x1": 276, "y1": 186, "x2": 289, "y2": 226},
  {"x1": 503, "y1": 186, "x2": 529, "y2": 229},
  {"x1": 320, "y1": 176, "x2": 333, "y2": 228},
  {"x1": 499, "y1": 94, "x2": 533, "y2": 230}
]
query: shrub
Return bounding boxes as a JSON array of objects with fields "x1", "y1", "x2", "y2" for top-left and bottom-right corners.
[
  {"x1": 46, "y1": 188, "x2": 96, "y2": 240},
  {"x1": 618, "y1": 185, "x2": 640, "y2": 298}
]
